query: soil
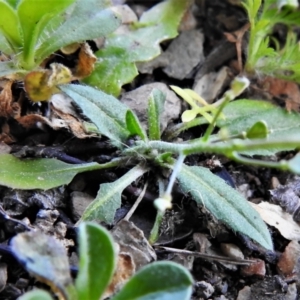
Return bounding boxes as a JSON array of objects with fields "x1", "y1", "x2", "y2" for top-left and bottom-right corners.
[{"x1": 0, "y1": 0, "x2": 300, "y2": 299}]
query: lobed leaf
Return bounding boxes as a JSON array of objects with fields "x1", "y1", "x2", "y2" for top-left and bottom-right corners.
[
  {"x1": 177, "y1": 164, "x2": 273, "y2": 250},
  {"x1": 76, "y1": 222, "x2": 116, "y2": 300},
  {"x1": 112, "y1": 261, "x2": 193, "y2": 300},
  {"x1": 79, "y1": 164, "x2": 148, "y2": 224},
  {"x1": 60, "y1": 84, "x2": 130, "y2": 147},
  {"x1": 0, "y1": 154, "x2": 100, "y2": 190},
  {"x1": 84, "y1": 0, "x2": 192, "y2": 96}
]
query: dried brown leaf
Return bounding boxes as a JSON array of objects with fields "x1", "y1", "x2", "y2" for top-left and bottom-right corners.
[
  {"x1": 73, "y1": 43, "x2": 97, "y2": 79},
  {"x1": 259, "y1": 76, "x2": 300, "y2": 112}
]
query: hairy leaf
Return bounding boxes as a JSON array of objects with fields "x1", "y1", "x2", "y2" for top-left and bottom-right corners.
[
  {"x1": 216, "y1": 100, "x2": 300, "y2": 155},
  {"x1": 0, "y1": 154, "x2": 101, "y2": 190},
  {"x1": 0, "y1": 61, "x2": 23, "y2": 77},
  {"x1": 35, "y1": 0, "x2": 121, "y2": 63},
  {"x1": 11, "y1": 230, "x2": 76, "y2": 299},
  {"x1": 84, "y1": 0, "x2": 192, "y2": 96},
  {"x1": 112, "y1": 261, "x2": 193, "y2": 300},
  {"x1": 147, "y1": 89, "x2": 166, "y2": 140},
  {"x1": 177, "y1": 164, "x2": 273, "y2": 250},
  {"x1": 80, "y1": 164, "x2": 148, "y2": 224},
  {"x1": 76, "y1": 222, "x2": 116, "y2": 300},
  {"x1": 17, "y1": 0, "x2": 75, "y2": 67},
  {"x1": 60, "y1": 84, "x2": 130, "y2": 147}
]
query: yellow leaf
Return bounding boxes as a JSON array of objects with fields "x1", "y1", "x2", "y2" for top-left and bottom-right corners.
[{"x1": 24, "y1": 63, "x2": 72, "y2": 102}]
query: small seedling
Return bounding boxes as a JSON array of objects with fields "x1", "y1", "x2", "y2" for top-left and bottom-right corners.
[
  {"x1": 2, "y1": 74, "x2": 300, "y2": 252},
  {"x1": 11, "y1": 222, "x2": 193, "y2": 300},
  {"x1": 243, "y1": 0, "x2": 300, "y2": 81}
]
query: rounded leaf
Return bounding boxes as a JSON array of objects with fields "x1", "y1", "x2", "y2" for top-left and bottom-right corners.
[
  {"x1": 181, "y1": 109, "x2": 198, "y2": 122},
  {"x1": 246, "y1": 120, "x2": 268, "y2": 139},
  {"x1": 18, "y1": 289, "x2": 53, "y2": 300},
  {"x1": 112, "y1": 261, "x2": 193, "y2": 300},
  {"x1": 75, "y1": 222, "x2": 117, "y2": 300}
]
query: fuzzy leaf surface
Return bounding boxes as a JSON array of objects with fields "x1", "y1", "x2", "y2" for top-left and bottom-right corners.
[
  {"x1": 177, "y1": 164, "x2": 273, "y2": 250},
  {"x1": 0, "y1": 61, "x2": 23, "y2": 77},
  {"x1": 80, "y1": 164, "x2": 148, "y2": 224},
  {"x1": 76, "y1": 222, "x2": 116, "y2": 300},
  {"x1": 60, "y1": 84, "x2": 130, "y2": 147},
  {"x1": 216, "y1": 100, "x2": 300, "y2": 155},
  {"x1": 17, "y1": 0, "x2": 75, "y2": 65},
  {"x1": 35, "y1": 0, "x2": 121, "y2": 63},
  {"x1": 11, "y1": 230, "x2": 76, "y2": 299},
  {"x1": 112, "y1": 261, "x2": 193, "y2": 300},
  {"x1": 147, "y1": 89, "x2": 166, "y2": 140},
  {"x1": 84, "y1": 0, "x2": 192, "y2": 96},
  {"x1": 0, "y1": 154, "x2": 100, "y2": 190}
]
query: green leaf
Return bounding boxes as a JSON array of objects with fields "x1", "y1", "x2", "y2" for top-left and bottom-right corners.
[
  {"x1": 35, "y1": 0, "x2": 121, "y2": 64},
  {"x1": 216, "y1": 100, "x2": 300, "y2": 155},
  {"x1": 80, "y1": 164, "x2": 148, "y2": 224},
  {"x1": 60, "y1": 84, "x2": 130, "y2": 147},
  {"x1": 0, "y1": 0, "x2": 22, "y2": 50},
  {"x1": 177, "y1": 164, "x2": 273, "y2": 250},
  {"x1": 0, "y1": 32, "x2": 15, "y2": 55},
  {"x1": 246, "y1": 120, "x2": 268, "y2": 139},
  {"x1": 76, "y1": 222, "x2": 116, "y2": 300},
  {"x1": 84, "y1": 0, "x2": 191, "y2": 96},
  {"x1": 181, "y1": 109, "x2": 198, "y2": 123},
  {"x1": 112, "y1": 261, "x2": 193, "y2": 300},
  {"x1": 5, "y1": 0, "x2": 19, "y2": 7},
  {"x1": 126, "y1": 110, "x2": 148, "y2": 141},
  {"x1": 11, "y1": 230, "x2": 76, "y2": 299},
  {"x1": 147, "y1": 89, "x2": 166, "y2": 140},
  {"x1": 17, "y1": 0, "x2": 75, "y2": 68},
  {"x1": 18, "y1": 289, "x2": 53, "y2": 300},
  {"x1": 0, "y1": 154, "x2": 101, "y2": 190}
]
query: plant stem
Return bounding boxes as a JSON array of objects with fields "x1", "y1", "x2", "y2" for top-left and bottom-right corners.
[
  {"x1": 145, "y1": 138, "x2": 300, "y2": 157},
  {"x1": 202, "y1": 94, "x2": 231, "y2": 142},
  {"x1": 166, "y1": 154, "x2": 185, "y2": 195},
  {"x1": 149, "y1": 210, "x2": 164, "y2": 245},
  {"x1": 149, "y1": 178, "x2": 166, "y2": 244},
  {"x1": 124, "y1": 182, "x2": 148, "y2": 221}
]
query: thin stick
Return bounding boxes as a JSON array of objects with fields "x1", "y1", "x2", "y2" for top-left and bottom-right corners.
[
  {"x1": 155, "y1": 245, "x2": 257, "y2": 266},
  {"x1": 124, "y1": 181, "x2": 148, "y2": 221}
]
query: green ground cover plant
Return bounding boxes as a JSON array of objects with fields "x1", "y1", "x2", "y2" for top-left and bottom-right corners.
[
  {"x1": 2, "y1": 0, "x2": 300, "y2": 297},
  {"x1": 243, "y1": 0, "x2": 300, "y2": 81},
  {"x1": 2, "y1": 76, "x2": 300, "y2": 252}
]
